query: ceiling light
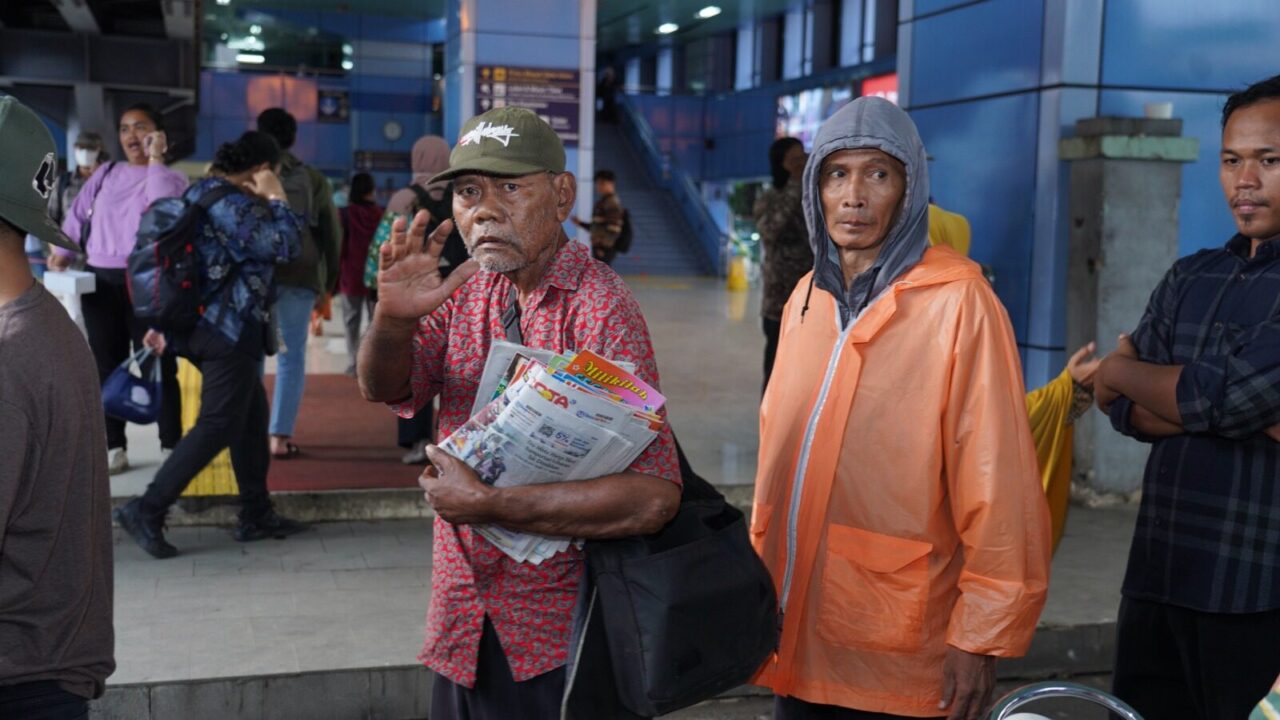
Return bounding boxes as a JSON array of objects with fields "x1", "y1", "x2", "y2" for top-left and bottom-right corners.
[
  {"x1": 342, "y1": 43, "x2": 353, "y2": 56},
  {"x1": 341, "y1": 60, "x2": 354, "y2": 71},
  {"x1": 656, "y1": 22, "x2": 679, "y2": 34},
  {"x1": 236, "y1": 53, "x2": 265, "y2": 64},
  {"x1": 249, "y1": 24, "x2": 262, "y2": 35},
  {"x1": 215, "y1": 0, "x2": 231, "y2": 5},
  {"x1": 227, "y1": 36, "x2": 264, "y2": 51},
  {"x1": 696, "y1": 6, "x2": 721, "y2": 19}
]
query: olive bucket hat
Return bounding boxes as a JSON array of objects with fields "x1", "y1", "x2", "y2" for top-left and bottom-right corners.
[
  {"x1": 0, "y1": 95, "x2": 78, "y2": 252},
  {"x1": 430, "y1": 106, "x2": 566, "y2": 183}
]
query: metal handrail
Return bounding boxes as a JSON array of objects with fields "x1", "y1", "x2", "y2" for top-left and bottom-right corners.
[
  {"x1": 615, "y1": 93, "x2": 725, "y2": 275},
  {"x1": 988, "y1": 681, "x2": 1144, "y2": 720}
]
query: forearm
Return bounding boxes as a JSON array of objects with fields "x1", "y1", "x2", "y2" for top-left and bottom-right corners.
[
  {"x1": 1130, "y1": 402, "x2": 1183, "y2": 436},
  {"x1": 357, "y1": 309, "x2": 417, "y2": 402},
  {"x1": 481, "y1": 472, "x2": 679, "y2": 539},
  {"x1": 1105, "y1": 358, "x2": 1183, "y2": 424}
]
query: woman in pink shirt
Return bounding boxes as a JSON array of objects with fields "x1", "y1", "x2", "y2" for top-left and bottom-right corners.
[{"x1": 52, "y1": 104, "x2": 188, "y2": 474}]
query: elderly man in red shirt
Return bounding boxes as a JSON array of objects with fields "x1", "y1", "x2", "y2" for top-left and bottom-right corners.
[{"x1": 358, "y1": 107, "x2": 681, "y2": 720}]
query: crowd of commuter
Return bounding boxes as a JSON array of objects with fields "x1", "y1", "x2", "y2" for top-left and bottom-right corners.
[{"x1": 2, "y1": 69, "x2": 1280, "y2": 720}]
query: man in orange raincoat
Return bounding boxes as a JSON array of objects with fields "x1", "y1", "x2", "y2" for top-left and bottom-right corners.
[{"x1": 751, "y1": 97, "x2": 1052, "y2": 720}]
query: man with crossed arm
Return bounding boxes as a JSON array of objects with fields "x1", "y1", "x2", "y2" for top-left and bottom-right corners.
[{"x1": 1096, "y1": 73, "x2": 1280, "y2": 720}]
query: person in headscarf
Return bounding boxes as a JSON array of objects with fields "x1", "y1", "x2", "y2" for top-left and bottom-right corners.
[
  {"x1": 363, "y1": 135, "x2": 468, "y2": 463},
  {"x1": 363, "y1": 135, "x2": 464, "y2": 290},
  {"x1": 750, "y1": 97, "x2": 1051, "y2": 720}
]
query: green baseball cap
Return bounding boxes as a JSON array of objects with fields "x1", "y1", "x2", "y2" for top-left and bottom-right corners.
[
  {"x1": 431, "y1": 106, "x2": 566, "y2": 184},
  {"x1": 0, "y1": 95, "x2": 77, "y2": 252}
]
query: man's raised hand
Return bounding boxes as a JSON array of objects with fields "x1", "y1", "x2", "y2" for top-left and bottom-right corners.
[{"x1": 376, "y1": 212, "x2": 479, "y2": 321}]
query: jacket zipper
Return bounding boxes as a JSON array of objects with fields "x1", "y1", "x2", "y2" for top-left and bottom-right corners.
[{"x1": 779, "y1": 320, "x2": 853, "y2": 613}]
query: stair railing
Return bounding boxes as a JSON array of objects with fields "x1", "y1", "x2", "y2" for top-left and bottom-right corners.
[{"x1": 616, "y1": 94, "x2": 725, "y2": 275}]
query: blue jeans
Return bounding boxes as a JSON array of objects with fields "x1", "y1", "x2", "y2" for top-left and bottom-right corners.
[{"x1": 269, "y1": 286, "x2": 317, "y2": 437}]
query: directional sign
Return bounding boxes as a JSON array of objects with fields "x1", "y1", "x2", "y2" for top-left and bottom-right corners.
[{"x1": 476, "y1": 65, "x2": 580, "y2": 146}]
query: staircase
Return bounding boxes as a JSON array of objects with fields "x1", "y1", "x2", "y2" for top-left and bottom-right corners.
[{"x1": 591, "y1": 123, "x2": 710, "y2": 277}]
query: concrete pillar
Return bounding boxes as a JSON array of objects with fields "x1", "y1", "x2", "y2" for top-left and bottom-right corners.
[
  {"x1": 1060, "y1": 117, "x2": 1198, "y2": 494},
  {"x1": 443, "y1": 0, "x2": 596, "y2": 244}
]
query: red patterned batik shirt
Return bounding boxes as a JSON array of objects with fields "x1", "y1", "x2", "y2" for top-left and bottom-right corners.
[{"x1": 392, "y1": 239, "x2": 680, "y2": 687}]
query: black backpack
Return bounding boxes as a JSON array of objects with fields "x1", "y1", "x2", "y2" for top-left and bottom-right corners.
[
  {"x1": 409, "y1": 184, "x2": 470, "y2": 275},
  {"x1": 614, "y1": 208, "x2": 633, "y2": 254},
  {"x1": 127, "y1": 185, "x2": 238, "y2": 332}
]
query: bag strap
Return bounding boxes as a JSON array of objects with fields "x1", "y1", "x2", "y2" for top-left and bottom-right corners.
[
  {"x1": 194, "y1": 182, "x2": 242, "y2": 211},
  {"x1": 408, "y1": 184, "x2": 433, "y2": 213},
  {"x1": 81, "y1": 161, "x2": 117, "y2": 251},
  {"x1": 501, "y1": 285, "x2": 523, "y2": 344}
]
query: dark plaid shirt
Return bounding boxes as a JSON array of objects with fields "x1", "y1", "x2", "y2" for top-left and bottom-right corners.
[{"x1": 1111, "y1": 235, "x2": 1280, "y2": 613}]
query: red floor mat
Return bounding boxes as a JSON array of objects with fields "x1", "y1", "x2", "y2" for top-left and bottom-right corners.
[{"x1": 263, "y1": 374, "x2": 423, "y2": 492}]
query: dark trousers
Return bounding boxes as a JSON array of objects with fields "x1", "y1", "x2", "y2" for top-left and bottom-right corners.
[
  {"x1": 139, "y1": 326, "x2": 271, "y2": 521},
  {"x1": 1112, "y1": 597, "x2": 1280, "y2": 720},
  {"x1": 0, "y1": 681, "x2": 89, "y2": 720},
  {"x1": 774, "y1": 695, "x2": 941, "y2": 719},
  {"x1": 430, "y1": 619, "x2": 565, "y2": 720},
  {"x1": 82, "y1": 266, "x2": 181, "y2": 450},
  {"x1": 397, "y1": 403, "x2": 434, "y2": 449},
  {"x1": 762, "y1": 316, "x2": 781, "y2": 392}
]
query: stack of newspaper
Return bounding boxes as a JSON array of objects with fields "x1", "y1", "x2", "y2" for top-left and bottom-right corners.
[{"x1": 439, "y1": 341, "x2": 665, "y2": 564}]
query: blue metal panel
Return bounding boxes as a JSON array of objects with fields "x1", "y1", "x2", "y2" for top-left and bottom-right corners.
[
  {"x1": 349, "y1": 15, "x2": 434, "y2": 44},
  {"x1": 293, "y1": 122, "x2": 350, "y2": 170},
  {"x1": 1025, "y1": 86, "x2": 1098, "y2": 386},
  {"x1": 912, "y1": 0, "x2": 990, "y2": 18},
  {"x1": 207, "y1": 72, "x2": 254, "y2": 120},
  {"x1": 473, "y1": 34, "x2": 580, "y2": 69},
  {"x1": 357, "y1": 57, "x2": 430, "y2": 79},
  {"x1": 912, "y1": 91, "x2": 1041, "y2": 343},
  {"x1": 1101, "y1": 0, "x2": 1280, "y2": 91},
  {"x1": 1098, "y1": 89, "x2": 1236, "y2": 257},
  {"x1": 908, "y1": 0, "x2": 1043, "y2": 108},
  {"x1": 472, "y1": 0, "x2": 579, "y2": 37}
]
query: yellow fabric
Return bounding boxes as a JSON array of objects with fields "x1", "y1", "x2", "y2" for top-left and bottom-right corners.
[
  {"x1": 176, "y1": 358, "x2": 237, "y2": 495},
  {"x1": 927, "y1": 204, "x2": 972, "y2": 256},
  {"x1": 751, "y1": 246, "x2": 1051, "y2": 716},
  {"x1": 1025, "y1": 368, "x2": 1075, "y2": 555}
]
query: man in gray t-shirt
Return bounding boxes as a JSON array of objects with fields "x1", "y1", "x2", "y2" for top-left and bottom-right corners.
[{"x1": 0, "y1": 96, "x2": 114, "y2": 716}]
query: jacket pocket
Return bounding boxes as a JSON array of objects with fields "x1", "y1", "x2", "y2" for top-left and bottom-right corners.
[{"x1": 816, "y1": 524, "x2": 932, "y2": 653}]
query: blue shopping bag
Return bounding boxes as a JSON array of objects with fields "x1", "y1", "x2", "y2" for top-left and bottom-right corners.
[{"x1": 102, "y1": 347, "x2": 162, "y2": 424}]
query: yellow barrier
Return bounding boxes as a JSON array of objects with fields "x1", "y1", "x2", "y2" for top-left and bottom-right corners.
[
  {"x1": 726, "y1": 255, "x2": 749, "y2": 291},
  {"x1": 176, "y1": 358, "x2": 238, "y2": 495}
]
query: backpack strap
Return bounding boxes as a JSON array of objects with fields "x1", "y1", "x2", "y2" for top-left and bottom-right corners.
[{"x1": 194, "y1": 182, "x2": 242, "y2": 211}]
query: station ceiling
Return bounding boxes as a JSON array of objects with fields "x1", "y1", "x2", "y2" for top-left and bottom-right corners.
[{"x1": 1, "y1": 0, "x2": 797, "y2": 50}]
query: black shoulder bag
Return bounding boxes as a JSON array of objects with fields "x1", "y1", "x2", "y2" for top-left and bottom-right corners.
[{"x1": 498, "y1": 296, "x2": 779, "y2": 719}]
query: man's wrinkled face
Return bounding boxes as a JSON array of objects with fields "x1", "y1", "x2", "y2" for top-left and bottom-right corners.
[
  {"x1": 819, "y1": 148, "x2": 907, "y2": 253},
  {"x1": 452, "y1": 171, "x2": 576, "y2": 273},
  {"x1": 1221, "y1": 98, "x2": 1280, "y2": 241}
]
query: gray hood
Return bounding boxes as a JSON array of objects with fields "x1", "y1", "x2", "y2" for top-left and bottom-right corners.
[{"x1": 801, "y1": 97, "x2": 930, "y2": 326}]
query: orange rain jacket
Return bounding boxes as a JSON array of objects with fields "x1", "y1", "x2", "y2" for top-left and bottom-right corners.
[{"x1": 751, "y1": 247, "x2": 1052, "y2": 715}]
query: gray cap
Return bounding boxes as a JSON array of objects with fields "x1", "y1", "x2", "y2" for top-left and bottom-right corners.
[{"x1": 0, "y1": 96, "x2": 77, "y2": 252}]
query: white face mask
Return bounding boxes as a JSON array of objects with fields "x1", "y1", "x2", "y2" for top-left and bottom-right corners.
[{"x1": 74, "y1": 148, "x2": 96, "y2": 168}]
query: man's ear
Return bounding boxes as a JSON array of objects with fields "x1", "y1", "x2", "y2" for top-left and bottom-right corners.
[{"x1": 553, "y1": 172, "x2": 577, "y2": 222}]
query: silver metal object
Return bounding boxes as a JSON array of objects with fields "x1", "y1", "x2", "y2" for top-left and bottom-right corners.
[{"x1": 989, "y1": 681, "x2": 1144, "y2": 720}]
